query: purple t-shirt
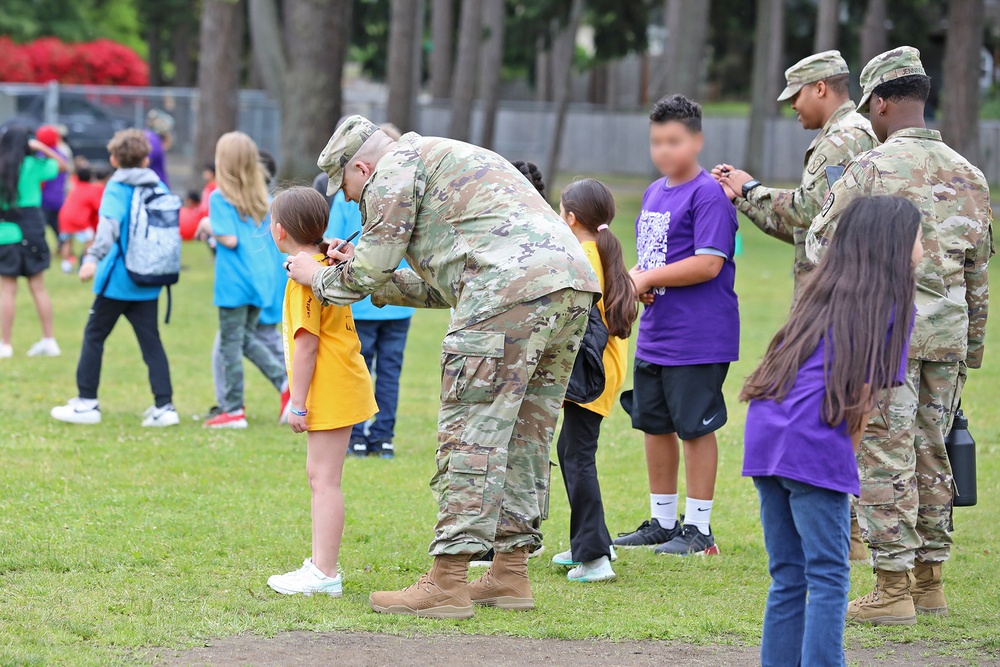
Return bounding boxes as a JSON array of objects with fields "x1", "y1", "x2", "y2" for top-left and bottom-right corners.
[
  {"x1": 742, "y1": 322, "x2": 911, "y2": 496},
  {"x1": 635, "y1": 169, "x2": 740, "y2": 366},
  {"x1": 145, "y1": 130, "x2": 169, "y2": 188},
  {"x1": 40, "y1": 148, "x2": 68, "y2": 211}
]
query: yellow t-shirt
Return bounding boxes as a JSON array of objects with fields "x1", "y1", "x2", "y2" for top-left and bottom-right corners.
[
  {"x1": 282, "y1": 257, "x2": 378, "y2": 431},
  {"x1": 575, "y1": 241, "x2": 628, "y2": 418}
]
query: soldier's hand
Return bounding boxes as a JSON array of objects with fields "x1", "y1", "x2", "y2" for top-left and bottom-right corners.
[
  {"x1": 719, "y1": 168, "x2": 753, "y2": 198},
  {"x1": 285, "y1": 251, "x2": 325, "y2": 286},
  {"x1": 326, "y1": 238, "x2": 356, "y2": 265},
  {"x1": 709, "y1": 164, "x2": 730, "y2": 181}
]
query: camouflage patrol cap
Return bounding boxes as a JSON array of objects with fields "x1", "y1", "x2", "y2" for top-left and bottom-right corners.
[
  {"x1": 317, "y1": 115, "x2": 379, "y2": 195},
  {"x1": 857, "y1": 46, "x2": 926, "y2": 113},
  {"x1": 777, "y1": 50, "x2": 850, "y2": 102}
]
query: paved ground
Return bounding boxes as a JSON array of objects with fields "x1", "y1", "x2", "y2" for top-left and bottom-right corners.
[{"x1": 155, "y1": 631, "x2": 993, "y2": 667}]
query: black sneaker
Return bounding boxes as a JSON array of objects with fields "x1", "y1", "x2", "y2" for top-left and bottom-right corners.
[
  {"x1": 469, "y1": 543, "x2": 545, "y2": 567},
  {"x1": 654, "y1": 524, "x2": 720, "y2": 556},
  {"x1": 613, "y1": 517, "x2": 683, "y2": 548},
  {"x1": 349, "y1": 439, "x2": 369, "y2": 457},
  {"x1": 373, "y1": 441, "x2": 395, "y2": 459}
]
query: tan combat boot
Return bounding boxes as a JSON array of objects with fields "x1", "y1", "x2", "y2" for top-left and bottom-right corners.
[
  {"x1": 467, "y1": 545, "x2": 534, "y2": 610},
  {"x1": 369, "y1": 554, "x2": 474, "y2": 619},
  {"x1": 911, "y1": 560, "x2": 948, "y2": 616},
  {"x1": 849, "y1": 517, "x2": 869, "y2": 562},
  {"x1": 846, "y1": 569, "x2": 917, "y2": 626}
]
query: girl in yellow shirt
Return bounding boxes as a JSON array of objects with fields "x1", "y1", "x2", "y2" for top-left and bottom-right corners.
[
  {"x1": 266, "y1": 187, "x2": 377, "y2": 597},
  {"x1": 554, "y1": 179, "x2": 637, "y2": 583}
]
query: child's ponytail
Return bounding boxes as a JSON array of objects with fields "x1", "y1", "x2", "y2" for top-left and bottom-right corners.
[{"x1": 561, "y1": 179, "x2": 638, "y2": 339}]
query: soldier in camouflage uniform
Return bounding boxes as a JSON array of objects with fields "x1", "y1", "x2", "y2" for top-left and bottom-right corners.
[
  {"x1": 713, "y1": 50, "x2": 878, "y2": 300},
  {"x1": 285, "y1": 116, "x2": 600, "y2": 619},
  {"x1": 807, "y1": 47, "x2": 993, "y2": 625}
]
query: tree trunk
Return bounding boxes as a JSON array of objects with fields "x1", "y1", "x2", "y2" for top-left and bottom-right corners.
[
  {"x1": 814, "y1": 0, "x2": 840, "y2": 52},
  {"x1": 941, "y1": 0, "x2": 985, "y2": 164},
  {"x1": 147, "y1": 26, "x2": 163, "y2": 87},
  {"x1": 544, "y1": 0, "x2": 584, "y2": 189},
  {"x1": 170, "y1": 16, "x2": 196, "y2": 87},
  {"x1": 387, "y1": 0, "x2": 420, "y2": 132},
  {"x1": 279, "y1": 0, "x2": 352, "y2": 179},
  {"x1": 745, "y1": 0, "x2": 784, "y2": 175},
  {"x1": 448, "y1": 0, "x2": 483, "y2": 141},
  {"x1": 654, "y1": 0, "x2": 710, "y2": 100},
  {"x1": 535, "y1": 40, "x2": 551, "y2": 103},
  {"x1": 477, "y1": 0, "x2": 505, "y2": 149},
  {"x1": 194, "y1": 0, "x2": 245, "y2": 183},
  {"x1": 429, "y1": 0, "x2": 454, "y2": 99},
  {"x1": 247, "y1": 0, "x2": 287, "y2": 99},
  {"x1": 860, "y1": 0, "x2": 888, "y2": 65}
]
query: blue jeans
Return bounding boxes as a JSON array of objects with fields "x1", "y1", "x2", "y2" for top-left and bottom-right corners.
[
  {"x1": 754, "y1": 476, "x2": 850, "y2": 667},
  {"x1": 352, "y1": 318, "x2": 410, "y2": 443}
]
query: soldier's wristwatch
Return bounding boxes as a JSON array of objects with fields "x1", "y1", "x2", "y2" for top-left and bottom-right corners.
[{"x1": 742, "y1": 180, "x2": 761, "y2": 199}]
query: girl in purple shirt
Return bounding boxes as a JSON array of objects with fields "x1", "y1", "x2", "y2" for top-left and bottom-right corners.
[{"x1": 741, "y1": 196, "x2": 922, "y2": 667}]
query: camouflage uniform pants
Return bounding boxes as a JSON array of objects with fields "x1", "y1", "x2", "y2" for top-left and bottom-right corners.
[
  {"x1": 859, "y1": 359, "x2": 965, "y2": 571},
  {"x1": 428, "y1": 288, "x2": 592, "y2": 556}
]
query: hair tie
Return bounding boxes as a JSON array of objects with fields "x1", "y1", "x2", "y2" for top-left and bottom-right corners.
[
  {"x1": 597, "y1": 224, "x2": 609, "y2": 232},
  {"x1": 315, "y1": 238, "x2": 325, "y2": 247}
]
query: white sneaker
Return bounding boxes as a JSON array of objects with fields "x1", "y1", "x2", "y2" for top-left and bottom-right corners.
[
  {"x1": 51, "y1": 398, "x2": 101, "y2": 425},
  {"x1": 267, "y1": 559, "x2": 342, "y2": 597},
  {"x1": 567, "y1": 556, "x2": 616, "y2": 583},
  {"x1": 27, "y1": 338, "x2": 60, "y2": 357},
  {"x1": 0, "y1": 343, "x2": 12, "y2": 359},
  {"x1": 142, "y1": 404, "x2": 180, "y2": 427},
  {"x1": 552, "y1": 546, "x2": 617, "y2": 567}
]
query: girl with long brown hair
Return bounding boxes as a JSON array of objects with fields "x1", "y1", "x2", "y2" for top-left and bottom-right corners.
[
  {"x1": 552, "y1": 178, "x2": 637, "y2": 583},
  {"x1": 266, "y1": 186, "x2": 377, "y2": 597},
  {"x1": 741, "y1": 195, "x2": 922, "y2": 666}
]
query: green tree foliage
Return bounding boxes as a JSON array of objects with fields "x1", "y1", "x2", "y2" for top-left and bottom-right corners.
[{"x1": 0, "y1": 0, "x2": 144, "y2": 53}]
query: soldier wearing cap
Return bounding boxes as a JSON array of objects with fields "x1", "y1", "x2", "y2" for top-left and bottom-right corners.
[
  {"x1": 808, "y1": 47, "x2": 992, "y2": 625},
  {"x1": 285, "y1": 116, "x2": 600, "y2": 619},
  {"x1": 713, "y1": 50, "x2": 877, "y2": 300}
]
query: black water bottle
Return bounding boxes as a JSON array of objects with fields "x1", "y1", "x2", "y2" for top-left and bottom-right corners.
[{"x1": 945, "y1": 408, "x2": 977, "y2": 507}]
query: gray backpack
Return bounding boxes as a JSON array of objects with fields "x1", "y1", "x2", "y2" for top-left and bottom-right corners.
[{"x1": 101, "y1": 185, "x2": 183, "y2": 321}]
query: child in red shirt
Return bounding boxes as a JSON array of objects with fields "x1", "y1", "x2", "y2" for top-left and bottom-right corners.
[{"x1": 58, "y1": 165, "x2": 108, "y2": 273}]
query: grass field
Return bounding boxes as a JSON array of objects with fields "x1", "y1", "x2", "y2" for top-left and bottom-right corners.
[{"x1": 1, "y1": 190, "x2": 998, "y2": 666}]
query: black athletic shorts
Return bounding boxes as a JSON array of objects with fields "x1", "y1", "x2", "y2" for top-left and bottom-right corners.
[
  {"x1": 630, "y1": 359, "x2": 730, "y2": 440},
  {"x1": 0, "y1": 207, "x2": 51, "y2": 278}
]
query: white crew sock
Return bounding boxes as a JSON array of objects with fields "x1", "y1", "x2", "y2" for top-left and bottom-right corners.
[
  {"x1": 650, "y1": 493, "x2": 678, "y2": 529},
  {"x1": 685, "y1": 497, "x2": 713, "y2": 535},
  {"x1": 76, "y1": 397, "x2": 98, "y2": 409}
]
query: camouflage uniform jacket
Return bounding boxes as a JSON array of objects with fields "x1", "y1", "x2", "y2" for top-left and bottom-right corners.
[
  {"x1": 739, "y1": 101, "x2": 877, "y2": 285},
  {"x1": 807, "y1": 127, "x2": 993, "y2": 367},
  {"x1": 311, "y1": 133, "x2": 600, "y2": 332}
]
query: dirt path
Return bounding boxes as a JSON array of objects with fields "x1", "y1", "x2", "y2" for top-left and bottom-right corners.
[{"x1": 155, "y1": 631, "x2": 991, "y2": 667}]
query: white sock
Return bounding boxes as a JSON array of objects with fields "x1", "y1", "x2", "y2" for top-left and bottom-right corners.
[
  {"x1": 686, "y1": 497, "x2": 713, "y2": 535},
  {"x1": 650, "y1": 493, "x2": 678, "y2": 529},
  {"x1": 41, "y1": 337, "x2": 57, "y2": 344},
  {"x1": 77, "y1": 397, "x2": 98, "y2": 409}
]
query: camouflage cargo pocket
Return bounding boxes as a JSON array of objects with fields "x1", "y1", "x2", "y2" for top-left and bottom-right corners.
[
  {"x1": 440, "y1": 331, "x2": 505, "y2": 404},
  {"x1": 859, "y1": 479, "x2": 901, "y2": 545},
  {"x1": 445, "y1": 447, "x2": 490, "y2": 516}
]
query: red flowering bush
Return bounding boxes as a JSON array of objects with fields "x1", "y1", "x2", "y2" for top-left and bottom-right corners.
[{"x1": 0, "y1": 37, "x2": 148, "y2": 86}]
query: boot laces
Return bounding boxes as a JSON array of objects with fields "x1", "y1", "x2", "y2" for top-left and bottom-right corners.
[{"x1": 403, "y1": 573, "x2": 435, "y2": 594}]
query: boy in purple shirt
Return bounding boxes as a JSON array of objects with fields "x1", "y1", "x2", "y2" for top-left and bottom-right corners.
[{"x1": 614, "y1": 95, "x2": 739, "y2": 556}]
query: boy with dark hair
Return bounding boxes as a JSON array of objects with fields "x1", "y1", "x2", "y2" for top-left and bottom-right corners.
[
  {"x1": 614, "y1": 94, "x2": 739, "y2": 556},
  {"x1": 51, "y1": 129, "x2": 178, "y2": 427}
]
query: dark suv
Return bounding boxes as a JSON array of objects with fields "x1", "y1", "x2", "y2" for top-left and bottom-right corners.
[{"x1": 5, "y1": 92, "x2": 131, "y2": 161}]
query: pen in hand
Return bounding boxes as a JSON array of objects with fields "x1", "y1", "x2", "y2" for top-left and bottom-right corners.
[{"x1": 329, "y1": 231, "x2": 360, "y2": 266}]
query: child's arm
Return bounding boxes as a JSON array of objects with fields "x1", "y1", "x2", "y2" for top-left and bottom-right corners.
[
  {"x1": 851, "y1": 384, "x2": 874, "y2": 451},
  {"x1": 196, "y1": 216, "x2": 238, "y2": 249},
  {"x1": 631, "y1": 255, "x2": 725, "y2": 295},
  {"x1": 287, "y1": 329, "x2": 319, "y2": 433},
  {"x1": 200, "y1": 192, "x2": 239, "y2": 249}
]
